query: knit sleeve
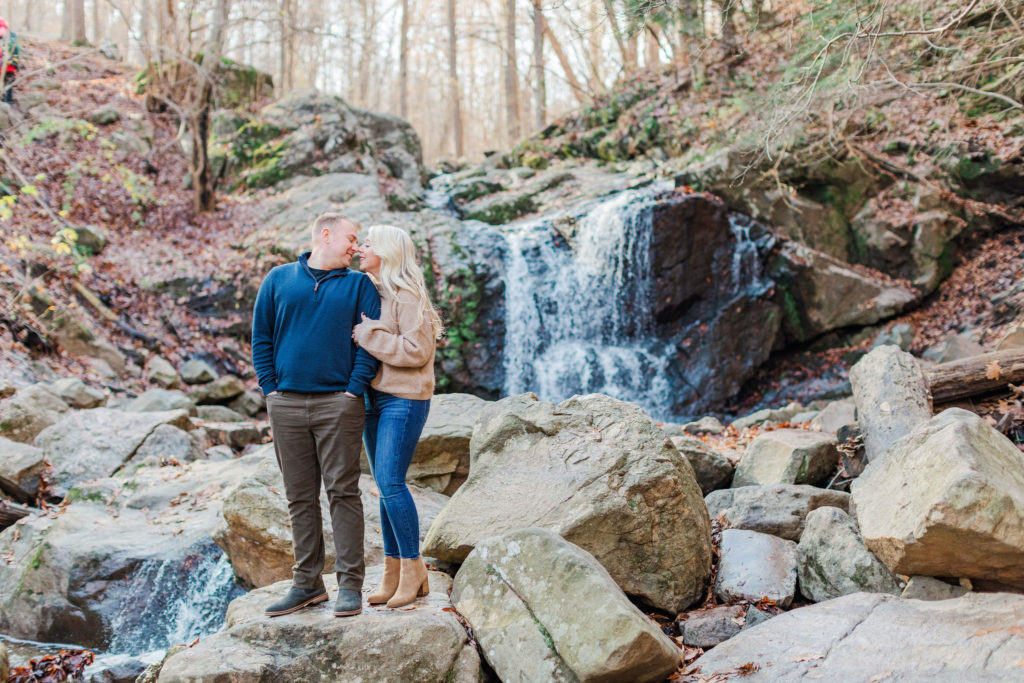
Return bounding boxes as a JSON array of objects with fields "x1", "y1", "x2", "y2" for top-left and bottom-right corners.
[{"x1": 353, "y1": 291, "x2": 435, "y2": 368}]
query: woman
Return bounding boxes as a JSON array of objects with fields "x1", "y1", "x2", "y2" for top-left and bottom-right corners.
[{"x1": 353, "y1": 224, "x2": 443, "y2": 608}]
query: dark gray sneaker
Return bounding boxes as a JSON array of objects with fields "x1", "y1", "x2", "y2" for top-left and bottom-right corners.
[
  {"x1": 264, "y1": 585, "x2": 328, "y2": 617},
  {"x1": 333, "y1": 588, "x2": 362, "y2": 617}
]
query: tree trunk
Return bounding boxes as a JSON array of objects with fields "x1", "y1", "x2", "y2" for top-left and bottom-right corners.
[
  {"x1": 60, "y1": 0, "x2": 72, "y2": 42},
  {"x1": 718, "y1": 0, "x2": 737, "y2": 56},
  {"x1": 279, "y1": 0, "x2": 292, "y2": 94},
  {"x1": 91, "y1": 0, "x2": 103, "y2": 44},
  {"x1": 447, "y1": 0, "x2": 463, "y2": 157},
  {"x1": 71, "y1": 0, "x2": 87, "y2": 45},
  {"x1": 602, "y1": 0, "x2": 632, "y2": 75},
  {"x1": 645, "y1": 24, "x2": 661, "y2": 67},
  {"x1": 927, "y1": 349, "x2": 1024, "y2": 404},
  {"x1": 504, "y1": 0, "x2": 520, "y2": 143},
  {"x1": 399, "y1": 0, "x2": 410, "y2": 118},
  {"x1": 208, "y1": 0, "x2": 231, "y2": 58},
  {"x1": 534, "y1": 3, "x2": 586, "y2": 104},
  {"x1": 532, "y1": 1, "x2": 545, "y2": 131},
  {"x1": 586, "y1": 2, "x2": 602, "y2": 91},
  {"x1": 139, "y1": 0, "x2": 152, "y2": 62}
]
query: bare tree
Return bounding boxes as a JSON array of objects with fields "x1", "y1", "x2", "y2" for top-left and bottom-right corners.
[
  {"x1": 447, "y1": 0, "x2": 463, "y2": 157},
  {"x1": 399, "y1": 0, "x2": 410, "y2": 118},
  {"x1": 504, "y1": 0, "x2": 520, "y2": 142},
  {"x1": 532, "y1": 0, "x2": 545, "y2": 130},
  {"x1": 534, "y1": 1, "x2": 587, "y2": 104},
  {"x1": 60, "y1": 0, "x2": 72, "y2": 42},
  {"x1": 71, "y1": 0, "x2": 87, "y2": 45}
]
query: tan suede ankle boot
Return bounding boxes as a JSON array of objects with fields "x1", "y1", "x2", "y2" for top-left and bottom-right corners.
[
  {"x1": 386, "y1": 557, "x2": 429, "y2": 608},
  {"x1": 368, "y1": 556, "x2": 401, "y2": 605}
]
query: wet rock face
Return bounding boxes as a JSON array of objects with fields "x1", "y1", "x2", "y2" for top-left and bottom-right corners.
[{"x1": 0, "y1": 456, "x2": 257, "y2": 649}]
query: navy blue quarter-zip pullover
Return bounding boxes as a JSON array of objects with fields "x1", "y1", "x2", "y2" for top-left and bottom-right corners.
[{"x1": 251, "y1": 252, "x2": 381, "y2": 396}]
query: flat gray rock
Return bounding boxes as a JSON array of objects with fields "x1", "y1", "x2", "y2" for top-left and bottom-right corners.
[
  {"x1": 733, "y1": 429, "x2": 838, "y2": 487},
  {"x1": 684, "y1": 592, "x2": 1024, "y2": 681},
  {"x1": 705, "y1": 485, "x2": 849, "y2": 541},
  {"x1": 715, "y1": 529, "x2": 798, "y2": 608},
  {"x1": 681, "y1": 605, "x2": 746, "y2": 649}
]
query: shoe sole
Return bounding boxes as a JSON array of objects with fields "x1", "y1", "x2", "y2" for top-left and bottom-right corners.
[
  {"x1": 333, "y1": 607, "x2": 362, "y2": 617},
  {"x1": 264, "y1": 592, "x2": 329, "y2": 617}
]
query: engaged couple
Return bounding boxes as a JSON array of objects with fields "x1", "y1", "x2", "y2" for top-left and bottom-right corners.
[{"x1": 251, "y1": 212, "x2": 443, "y2": 618}]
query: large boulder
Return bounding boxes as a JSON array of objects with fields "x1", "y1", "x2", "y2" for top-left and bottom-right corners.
[
  {"x1": 157, "y1": 570, "x2": 480, "y2": 683},
  {"x1": 684, "y1": 592, "x2": 1024, "y2": 681},
  {"x1": 423, "y1": 393, "x2": 712, "y2": 613},
  {"x1": 797, "y1": 506, "x2": 903, "y2": 602},
  {"x1": 360, "y1": 393, "x2": 489, "y2": 495},
  {"x1": 680, "y1": 605, "x2": 746, "y2": 649},
  {"x1": 189, "y1": 375, "x2": 246, "y2": 405},
  {"x1": 125, "y1": 389, "x2": 196, "y2": 415},
  {"x1": 214, "y1": 454, "x2": 450, "y2": 588},
  {"x1": 715, "y1": 529, "x2": 798, "y2": 608},
  {"x1": 452, "y1": 528, "x2": 679, "y2": 683},
  {"x1": 0, "y1": 456, "x2": 258, "y2": 648},
  {"x1": 705, "y1": 485, "x2": 850, "y2": 541},
  {"x1": 851, "y1": 408, "x2": 1024, "y2": 587},
  {"x1": 0, "y1": 437, "x2": 47, "y2": 503},
  {"x1": 35, "y1": 408, "x2": 192, "y2": 490},
  {"x1": 849, "y1": 345, "x2": 932, "y2": 462},
  {"x1": 732, "y1": 429, "x2": 839, "y2": 488},
  {"x1": 0, "y1": 384, "x2": 70, "y2": 443}
]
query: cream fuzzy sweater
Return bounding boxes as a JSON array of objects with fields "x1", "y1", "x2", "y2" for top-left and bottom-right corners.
[{"x1": 352, "y1": 286, "x2": 436, "y2": 400}]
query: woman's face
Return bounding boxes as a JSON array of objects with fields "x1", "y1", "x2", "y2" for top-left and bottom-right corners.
[{"x1": 357, "y1": 239, "x2": 381, "y2": 274}]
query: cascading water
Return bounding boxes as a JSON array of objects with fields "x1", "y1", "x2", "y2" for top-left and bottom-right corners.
[
  {"x1": 502, "y1": 182, "x2": 676, "y2": 418},
  {"x1": 105, "y1": 544, "x2": 243, "y2": 656}
]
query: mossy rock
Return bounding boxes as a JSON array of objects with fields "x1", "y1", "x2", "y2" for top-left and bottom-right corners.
[
  {"x1": 463, "y1": 192, "x2": 536, "y2": 225},
  {"x1": 450, "y1": 179, "x2": 504, "y2": 203}
]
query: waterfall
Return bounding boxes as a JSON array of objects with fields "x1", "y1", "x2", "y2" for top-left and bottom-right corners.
[
  {"x1": 105, "y1": 544, "x2": 243, "y2": 656},
  {"x1": 502, "y1": 182, "x2": 675, "y2": 418}
]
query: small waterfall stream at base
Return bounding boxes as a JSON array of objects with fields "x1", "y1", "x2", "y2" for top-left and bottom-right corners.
[
  {"x1": 105, "y1": 544, "x2": 243, "y2": 656},
  {"x1": 502, "y1": 182, "x2": 676, "y2": 418}
]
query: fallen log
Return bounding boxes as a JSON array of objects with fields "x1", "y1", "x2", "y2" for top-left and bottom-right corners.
[
  {"x1": 928, "y1": 348, "x2": 1024, "y2": 404},
  {"x1": 0, "y1": 498, "x2": 31, "y2": 530}
]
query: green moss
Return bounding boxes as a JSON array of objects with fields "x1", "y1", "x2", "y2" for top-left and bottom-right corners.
[
  {"x1": 66, "y1": 487, "x2": 108, "y2": 504},
  {"x1": 464, "y1": 194, "x2": 536, "y2": 225},
  {"x1": 522, "y1": 153, "x2": 549, "y2": 170},
  {"x1": 953, "y1": 152, "x2": 999, "y2": 182},
  {"x1": 779, "y1": 286, "x2": 804, "y2": 339}
]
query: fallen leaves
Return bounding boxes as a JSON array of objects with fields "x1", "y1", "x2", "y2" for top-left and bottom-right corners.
[
  {"x1": 8, "y1": 649, "x2": 95, "y2": 683},
  {"x1": 986, "y1": 360, "x2": 1002, "y2": 380}
]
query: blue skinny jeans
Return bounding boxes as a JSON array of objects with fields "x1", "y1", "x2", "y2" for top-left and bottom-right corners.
[{"x1": 363, "y1": 388, "x2": 431, "y2": 559}]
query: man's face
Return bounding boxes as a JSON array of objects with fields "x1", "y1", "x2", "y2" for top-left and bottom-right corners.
[{"x1": 327, "y1": 221, "x2": 359, "y2": 268}]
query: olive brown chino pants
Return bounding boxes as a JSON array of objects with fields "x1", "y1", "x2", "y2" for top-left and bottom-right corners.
[{"x1": 266, "y1": 390, "x2": 365, "y2": 592}]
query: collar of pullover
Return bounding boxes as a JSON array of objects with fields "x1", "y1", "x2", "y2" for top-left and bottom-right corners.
[{"x1": 299, "y1": 251, "x2": 351, "y2": 284}]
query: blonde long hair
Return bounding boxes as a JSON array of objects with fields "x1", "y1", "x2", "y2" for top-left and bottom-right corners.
[{"x1": 367, "y1": 224, "x2": 444, "y2": 340}]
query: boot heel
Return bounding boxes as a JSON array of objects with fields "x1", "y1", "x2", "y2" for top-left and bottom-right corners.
[{"x1": 417, "y1": 576, "x2": 430, "y2": 597}]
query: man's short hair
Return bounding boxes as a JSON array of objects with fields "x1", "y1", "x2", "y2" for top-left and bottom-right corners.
[{"x1": 311, "y1": 213, "x2": 361, "y2": 242}]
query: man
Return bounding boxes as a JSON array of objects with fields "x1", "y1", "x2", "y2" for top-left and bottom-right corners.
[
  {"x1": 0, "y1": 18, "x2": 19, "y2": 106},
  {"x1": 252, "y1": 213, "x2": 381, "y2": 617}
]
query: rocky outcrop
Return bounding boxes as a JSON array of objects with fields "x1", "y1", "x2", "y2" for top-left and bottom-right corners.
[
  {"x1": 35, "y1": 408, "x2": 193, "y2": 490},
  {"x1": 211, "y1": 87, "x2": 423, "y2": 195},
  {"x1": 157, "y1": 570, "x2": 480, "y2": 683},
  {"x1": 424, "y1": 393, "x2": 712, "y2": 613},
  {"x1": 214, "y1": 454, "x2": 450, "y2": 588},
  {"x1": 680, "y1": 605, "x2": 746, "y2": 649},
  {"x1": 705, "y1": 484, "x2": 849, "y2": 541},
  {"x1": 715, "y1": 529, "x2": 798, "y2": 607},
  {"x1": 452, "y1": 528, "x2": 679, "y2": 682},
  {"x1": 732, "y1": 429, "x2": 839, "y2": 488},
  {"x1": 685, "y1": 592, "x2": 1024, "y2": 681},
  {"x1": 849, "y1": 345, "x2": 932, "y2": 462},
  {"x1": 797, "y1": 506, "x2": 903, "y2": 602},
  {"x1": 769, "y1": 240, "x2": 920, "y2": 344},
  {"x1": 0, "y1": 456, "x2": 258, "y2": 647},
  {"x1": 851, "y1": 408, "x2": 1024, "y2": 587}
]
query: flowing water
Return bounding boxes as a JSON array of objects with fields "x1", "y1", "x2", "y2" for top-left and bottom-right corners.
[
  {"x1": 501, "y1": 182, "x2": 677, "y2": 418},
  {"x1": 105, "y1": 545, "x2": 243, "y2": 656}
]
